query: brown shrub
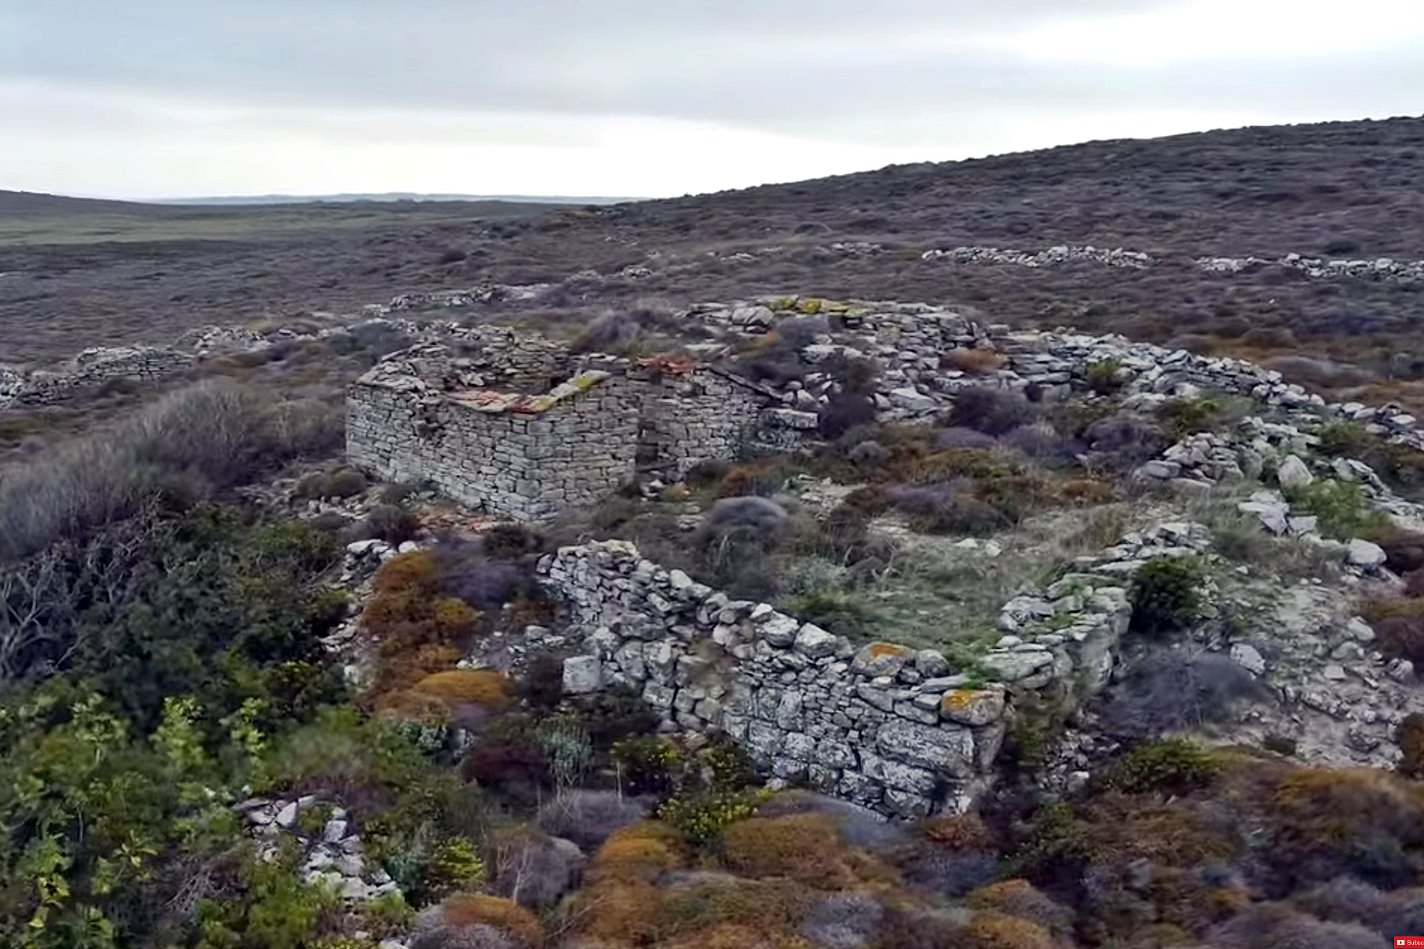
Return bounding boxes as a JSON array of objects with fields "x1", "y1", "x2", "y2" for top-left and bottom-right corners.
[
  {"x1": 362, "y1": 551, "x2": 481, "y2": 698},
  {"x1": 920, "y1": 814, "x2": 995, "y2": 851},
  {"x1": 1059, "y1": 477, "x2": 1116, "y2": 505},
  {"x1": 588, "y1": 822, "x2": 684, "y2": 886},
  {"x1": 374, "y1": 549, "x2": 441, "y2": 594},
  {"x1": 1374, "y1": 614, "x2": 1424, "y2": 667},
  {"x1": 570, "y1": 881, "x2": 664, "y2": 945},
  {"x1": 436, "y1": 893, "x2": 544, "y2": 949},
  {"x1": 1265, "y1": 766, "x2": 1424, "y2": 887},
  {"x1": 959, "y1": 911, "x2": 1056, "y2": 949},
  {"x1": 1374, "y1": 527, "x2": 1424, "y2": 574},
  {"x1": 1399, "y1": 714, "x2": 1424, "y2": 780},
  {"x1": 720, "y1": 813, "x2": 857, "y2": 889},
  {"x1": 653, "y1": 878, "x2": 813, "y2": 944},
  {"x1": 966, "y1": 879, "x2": 1073, "y2": 936},
  {"x1": 409, "y1": 669, "x2": 510, "y2": 709}
]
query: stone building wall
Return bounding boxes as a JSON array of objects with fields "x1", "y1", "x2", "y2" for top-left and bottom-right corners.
[
  {"x1": 539, "y1": 540, "x2": 1011, "y2": 818},
  {"x1": 637, "y1": 368, "x2": 764, "y2": 477},
  {"x1": 346, "y1": 371, "x2": 640, "y2": 521}
]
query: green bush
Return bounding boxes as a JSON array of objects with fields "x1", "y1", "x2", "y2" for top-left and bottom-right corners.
[
  {"x1": 1085, "y1": 358, "x2": 1125, "y2": 394},
  {"x1": 1285, "y1": 479, "x2": 1390, "y2": 540},
  {"x1": 1099, "y1": 738, "x2": 1225, "y2": 795},
  {"x1": 1129, "y1": 556, "x2": 1208, "y2": 634}
]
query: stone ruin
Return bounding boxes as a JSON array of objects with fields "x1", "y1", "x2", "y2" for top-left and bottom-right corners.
[{"x1": 344, "y1": 332, "x2": 772, "y2": 520}]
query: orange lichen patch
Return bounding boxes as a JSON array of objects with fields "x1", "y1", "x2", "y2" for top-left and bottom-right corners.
[
  {"x1": 941, "y1": 348, "x2": 1007, "y2": 375},
  {"x1": 438, "y1": 893, "x2": 544, "y2": 948},
  {"x1": 865, "y1": 642, "x2": 914, "y2": 660},
  {"x1": 445, "y1": 370, "x2": 611, "y2": 416},
  {"x1": 409, "y1": 669, "x2": 510, "y2": 709},
  {"x1": 636, "y1": 353, "x2": 697, "y2": 376}
]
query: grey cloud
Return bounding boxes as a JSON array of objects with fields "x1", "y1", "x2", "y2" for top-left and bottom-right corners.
[
  {"x1": 0, "y1": 1, "x2": 1169, "y2": 129},
  {"x1": 0, "y1": 0, "x2": 1420, "y2": 155}
]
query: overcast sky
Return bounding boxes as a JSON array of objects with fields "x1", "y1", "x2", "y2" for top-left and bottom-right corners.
[{"x1": 2, "y1": 0, "x2": 1423, "y2": 200}]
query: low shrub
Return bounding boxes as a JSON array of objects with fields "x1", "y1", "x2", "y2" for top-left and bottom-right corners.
[
  {"x1": 1086, "y1": 357, "x2": 1126, "y2": 394},
  {"x1": 949, "y1": 387, "x2": 1039, "y2": 436},
  {"x1": 720, "y1": 813, "x2": 857, "y2": 889},
  {"x1": 488, "y1": 827, "x2": 583, "y2": 909},
  {"x1": 1099, "y1": 739, "x2": 1226, "y2": 795},
  {"x1": 653, "y1": 877, "x2": 812, "y2": 944},
  {"x1": 1266, "y1": 767, "x2": 1424, "y2": 889},
  {"x1": 431, "y1": 539, "x2": 538, "y2": 610},
  {"x1": 362, "y1": 502, "x2": 423, "y2": 544},
  {"x1": 425, "y1": 838, "x2": 489, "y2": 899},
  {"x1": 0, "y1": 381, "x2": 340, "y2": 560},
  {"x1": 461, "y1": 717, "x2": 550, "y2": 795},
  {"x1": 570, "y1": 686, "x2": 661, "y2": 752},
  {"x1": 1083, "y1": 413, "x2": 1166, "y2": 469},
  {"x1": 536, "y1": 790, "x2": 650, "y2": 851},
  {"x1": 612, "y1": 736, "x2": 686, "y2": 796},
  {"x1": 1373, "y1": 611, "x2": 1424, "y2": 667},
  {"x1": 1400, "y1": 713, "x2": 1424, "y2": 779},
  {"x1": 1372, "y1": 526, "x2": 1424, "y2": 574},
  {"x1": 406, "y1": 670, "x2": 510, "y2": 712},
  {"x1": 966, "y1": 879, "x2": 1073, "y2": 937},
  {"x1": 659, "y1": 788, "x2": 768, "y2": 849},
  {"x1": 362, "y1": 552, "x2": 480, "y2": 698},
  {"x1": 417, "y1": 893, "x2": 543, "y2": 949},
  {"x1": 799, "y1": 891, "x2": 884, "y2": 949},
  {"x1": 1101, "y1": 651, "x2": 1262, "y2": 738},
  {"x1": 587, "y1": 822, "x2": 684, "y2": 885},
  {"x1": 1156, "y1": 395, "x2": 1236, "y2": 441},
  {"x1": 820, "y1": 391, "x2": 877, "y2": 439},
  {"x1": 959, "y1": 910, "x2": 1056, "y2": 949},
  {"x1": 1284, "y1": 479, "x2": 1389, "y2": 541},
  {"x1": 1129, "y1": 556, "x2": 1208, "y2": 634},
  {"x1": 296, "y1": 466, "x2": 368, "y2": 501},
  {"x1": 1205, "y1": 902, "x2": 1381, "y2": 949},
  {"x1": 872, "y1": 906, "x2": 970, "y2": 949},
  {"x1": 932, "y1": 426, "x2": 999, "y2": 450}
]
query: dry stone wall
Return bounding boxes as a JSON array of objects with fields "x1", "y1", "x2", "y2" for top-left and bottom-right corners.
[
  {"x1": 347, "y1": 370, "x2": 640, "y2": 521},
  {"x1": 539, "y1": 540, "x2": 1012, "y2": 818},
  {"x1": 637, "y1": 368, "x2": 763, "y2": 477},
  {"x1": 0, "y1": 345, "x2": 195, "y2": 409}
]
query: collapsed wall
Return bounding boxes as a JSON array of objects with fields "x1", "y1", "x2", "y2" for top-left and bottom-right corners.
[
  {"x1": 346, "y1": 370, "x2": 639, "y2": 521},
  {"x1": 1, "y1": 346, "x2": 195, "y2": 410},
  {"x1": 538, "y1": 521, "x2": 1223, "y2": 817},
  {"x1": 540, "y1": 540, "x2": 1012, "y2": 818}
]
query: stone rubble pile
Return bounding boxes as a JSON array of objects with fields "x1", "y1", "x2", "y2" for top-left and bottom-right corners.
[
  {"x1": 921, "y1": 245, "x2": 1156, "y2": 270},
  {"x1": 989, "y1": 522, "x2": 1213, "y2": 694},
  {"x1": 919, "y1": 242, "x2": 1424, "y2": 285},
  {"x1": 1197, "y1": 252, "x2": 1424, "y2": 283},
  {"x1": 234, "y1": 795, "x2": 402, "y2": 903}
]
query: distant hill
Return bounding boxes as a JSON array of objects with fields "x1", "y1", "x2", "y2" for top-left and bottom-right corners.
[
  {"x1": 0, "y1": 190, "x2": 171, "y2": 217},
  {"x1": 153, "y1": 193, "x2": 643, "y2": 207}
]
